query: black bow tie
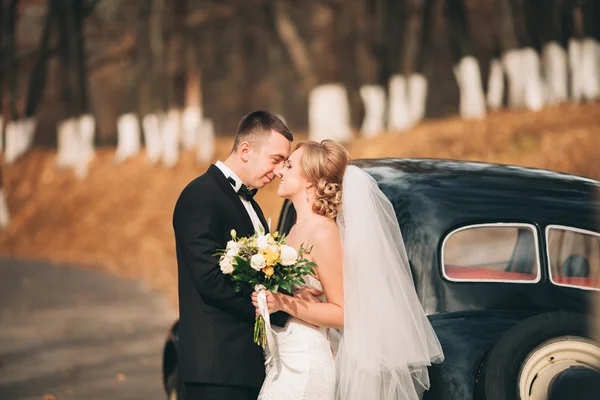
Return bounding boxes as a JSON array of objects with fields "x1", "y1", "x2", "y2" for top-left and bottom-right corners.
[{"x1": 228, "y1": 177, "x2": 258, "y2": 201}]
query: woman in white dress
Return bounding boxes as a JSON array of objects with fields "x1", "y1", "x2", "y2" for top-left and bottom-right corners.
[{"x1": 252, "y1": 140, "x2": 444, "y2": 400}]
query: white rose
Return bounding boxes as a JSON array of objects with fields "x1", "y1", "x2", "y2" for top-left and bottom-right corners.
[
  {"x1": 219, "y1": 256, "x2": 234, "y2": 274},
  {"x1": 250, "y1": 253, "x2": 266, "y2": 271},
  {"x1": 226, "y1": 241, "x2": 240, "y2": 258},
  {"x1": 280, "y1": 245, "x2": 298, "y2": 266},
  {"x1": 256, "y1": 235, "x2": 269, "y2": 250}
]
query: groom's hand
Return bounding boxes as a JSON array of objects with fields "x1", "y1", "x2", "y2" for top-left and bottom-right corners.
[{"x1": 251, "y1": 290, "x2": 283, "y2": 315}]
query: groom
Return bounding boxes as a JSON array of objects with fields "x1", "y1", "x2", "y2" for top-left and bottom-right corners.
[{"x1": 173, "y1": 111, "x2": 294, "y2": 400}]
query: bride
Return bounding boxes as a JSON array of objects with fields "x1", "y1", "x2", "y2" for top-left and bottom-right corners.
[{"x1": 252, "y1": 140, "x2": 444, "y2": 400}]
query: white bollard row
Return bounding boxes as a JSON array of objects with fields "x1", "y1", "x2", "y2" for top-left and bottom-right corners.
[
  {"x1": 196, "y1": 118, "x2": 215, "y2": 164},
  {"x1": 115, "y1": 113, "x2": 141, "y2": 163},
  {"x1": 162, "y1": 109, "x2": 181, "y2": 168},
  {"x1": 182, "y1": 105, "x2": 202, "y2": 150},
  {"x1": 387, "y1": 74, "x2": 411, "y2": 131},
  {"x1": 487, "y1": 58, "x2": 504, "y2": 110},
  {"x1": 542, "y1": 42, "x2": 568, "y2": 105},
  {"x1": 142, "y1": 112, "x2": 163, "y2": 165},
  {"x1": 359, "y1": 84, "x2": 386, "y2": 138},
  {"x1": 0, "y1": 187, "x2": 10, "y2": 230},
  {"x1": 4, "y1": 118, "x2": 37, "y2": 164},
  {"x1": 580, "y1": 38, "x2": 600, "y2": 102},
  {"x1": 408, "y1": 73, "x2": 428, "y2": 126},
  {"x1": 454, "y1": 56, "x2": 486, "y2": 119},
  {"x1": 57, "y1": 114, "x2": 96, "y2": 178},
  {"x1": 309, "y1": 84, "x2": 353, "y2": 143}
]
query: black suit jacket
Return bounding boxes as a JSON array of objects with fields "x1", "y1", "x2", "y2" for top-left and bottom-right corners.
[{"x1": 173, "y1": 165, "x2": 287, "y2": 387}]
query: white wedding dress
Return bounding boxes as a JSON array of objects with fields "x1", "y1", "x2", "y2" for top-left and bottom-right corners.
[
  {"x1": 258, "y1": 275, "x2": 336, "y2": 400},
  {"x1": 259, "y1": 166, "x2": 444, "y2": 400}
]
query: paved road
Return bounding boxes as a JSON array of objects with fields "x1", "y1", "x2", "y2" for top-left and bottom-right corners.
[{"x1": 0, "y1": 258, "x2": 177, "y2": 400}]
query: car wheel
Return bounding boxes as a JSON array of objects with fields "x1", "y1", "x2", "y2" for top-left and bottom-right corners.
[{"x1": 475, "y1": 311, "x2": 600, "y2": 400}]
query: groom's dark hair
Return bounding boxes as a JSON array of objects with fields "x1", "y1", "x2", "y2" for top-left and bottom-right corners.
[{"x1": 232, "y1": 111, "x2": 293, "y2": 151}]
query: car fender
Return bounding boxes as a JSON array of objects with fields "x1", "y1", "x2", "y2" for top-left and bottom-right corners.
[{"x1": 424, "y1": 310, "x2": 537, "y2": 400}]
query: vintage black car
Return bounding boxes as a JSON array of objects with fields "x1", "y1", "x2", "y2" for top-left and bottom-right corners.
[{"x1": 162, "y1": 158, "x2": 600, "y2": 400}]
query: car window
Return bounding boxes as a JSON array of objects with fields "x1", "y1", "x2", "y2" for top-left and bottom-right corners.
[
  {"x1": 442, "y1": 224, "x2": 540, "y2": 283},
  {"x1": 546, "y1": 225, "x2": 600, "y2": 291}
]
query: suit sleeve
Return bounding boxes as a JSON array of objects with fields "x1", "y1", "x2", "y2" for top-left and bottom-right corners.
[
  {"x1": 173, "y1": 197, "x2": 256, "y2": 323},
  {"x1": 270, "y1": 310, "x2": 289, "y2": 327}
]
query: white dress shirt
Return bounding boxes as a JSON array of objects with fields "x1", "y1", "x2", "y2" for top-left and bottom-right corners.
[{"x1": 215, "y1": 161, "x2": 264, "y2": 232}]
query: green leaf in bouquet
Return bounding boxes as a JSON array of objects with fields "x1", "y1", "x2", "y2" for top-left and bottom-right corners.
[
  {"x1": 277, "y1": 232, "x2": 287, "y2": 244},
  {"x1": 233, "y1": 256, "x2": 251, "y2": 268},
  {"x1": 231, "y1": 273, "x2": 252, "y2": 281},
  {"x1": 291, "y1": 278, "x2": 305, "y2": 286},
  {"x1": 280, "y1": 281, "x2": 292, "y2": 293}
]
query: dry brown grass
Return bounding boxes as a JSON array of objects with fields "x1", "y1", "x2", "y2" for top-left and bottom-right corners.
[{"x1": 1, "y1": 102, "x2": 600, "y2": 307}]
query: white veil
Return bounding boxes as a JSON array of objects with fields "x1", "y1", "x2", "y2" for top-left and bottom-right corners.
[{"x1": 334, "y1": 165, "x2": 444, "y2": 400}]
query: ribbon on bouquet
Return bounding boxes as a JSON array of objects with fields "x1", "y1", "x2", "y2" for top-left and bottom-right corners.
[{"x1": 255, "y1": 284, "x2": 277, "y2": 364}]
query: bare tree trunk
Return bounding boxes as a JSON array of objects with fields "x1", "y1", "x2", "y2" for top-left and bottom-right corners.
[
  {"x1": 136, "y1": 0, "x2": 155, "y2": 117},
  {"x1": 73, "y1": 0, "x2": 88, "y2": 114},
  {"x1": 446, "y1": 0, "x2": 486, "y2": 118},
  {"x1": 114, "y1": 0, "x2": 152, "y2": 163},
  {"x1": 0, "y1": 2, "x2": 4, "y2": 115},
  {"x1": 312, "y1": 2, "x2": 340, "y2": 85},
  {"x1": 272, "y1": 0, "x2": 316, "y2": 93},
  {"x1": 309, "y1": 1, "x2": 352, "y2": 142},
  {"x1": 509, "y1": 0, "x2": 532, "y2": 48},
  {"x1": 402, "y1": 0, "x2": 423, "y2": 76},
  {"x1": 149, "y1": 0, "x2": 164, "y2": 110},
  {"x1": 25, "y1": 0, "x2": 54, "y2": 117},
  {"x1": 165, "y1": 0, "x2": 186, "y2": 111},
  {"x1": 55, "y1": 0, "x2": 86, "y2": 117},
  {"x1": 348, "y1": 0, "x2": 385, "y2": 135},
  {"x1": 416, "y1": 0, "x2": 437, "y2": 87},
  {"x1": 4, "y1": 0, "x2": 19, "y2": 120},
  {"x1": 197, "y1": 20, "x2": 221, "y2": 132}
]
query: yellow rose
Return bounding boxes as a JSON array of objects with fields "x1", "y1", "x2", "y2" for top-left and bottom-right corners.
[
  {"x1": 260, "y1": 247, "x2": 280, "y2": 267},
  {"x1": 262, "y1": 266, "x2": 274, "y2": 277}
]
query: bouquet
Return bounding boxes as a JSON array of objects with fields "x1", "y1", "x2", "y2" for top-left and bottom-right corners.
[{"x1": 215, "y1": 228, "x2": 316, "y2": 348}]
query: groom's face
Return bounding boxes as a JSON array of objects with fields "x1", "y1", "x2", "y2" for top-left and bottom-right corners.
[{"x1": 245, "y1": 130, "x2": 291, "y2": 189}]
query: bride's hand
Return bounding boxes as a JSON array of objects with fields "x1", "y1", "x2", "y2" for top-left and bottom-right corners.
[
  {"x1": 293, "y1": 287, "x2": 323, "y2": 303},
  {"x1": 251, "y1": 290, "x2": 283, "y2": 315}
]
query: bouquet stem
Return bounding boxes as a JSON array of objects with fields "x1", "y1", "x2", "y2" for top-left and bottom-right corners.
[{"x1": 254, "y1": 315, "x2": 267, "y2": 348}]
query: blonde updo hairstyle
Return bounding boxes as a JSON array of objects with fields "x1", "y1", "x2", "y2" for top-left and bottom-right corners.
[{"x1": 295, "y1": 140, "x2": 350, "y2": 219}]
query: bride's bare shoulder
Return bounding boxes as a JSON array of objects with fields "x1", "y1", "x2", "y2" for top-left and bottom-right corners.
[{"x1": 309, "y1": 218, "x2": 340, "y2": 246}]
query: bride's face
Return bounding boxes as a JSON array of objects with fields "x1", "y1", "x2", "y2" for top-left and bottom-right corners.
[{"x1": 277, "y1": 148, "x2": 309, "y2": 199}]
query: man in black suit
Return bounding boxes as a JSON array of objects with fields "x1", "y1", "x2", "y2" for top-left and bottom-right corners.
[{"x1": 173, "y1": 111, "x2": 294, "y2": 400}]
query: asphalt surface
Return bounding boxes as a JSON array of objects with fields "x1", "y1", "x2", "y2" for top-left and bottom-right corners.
[{"x1": 0, "y1": 258, "x2": 177, "y2": 400}]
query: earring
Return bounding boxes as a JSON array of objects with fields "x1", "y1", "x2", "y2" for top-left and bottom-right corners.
[{"x1": 305, "y1": 188, "x2": 309, "y2": 202}]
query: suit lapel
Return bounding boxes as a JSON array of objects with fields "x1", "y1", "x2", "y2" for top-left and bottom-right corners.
[
  {"x1": 208, "y1": 165, "x2": 255, "y2": 234},
  {"x1": 250, "y1": 199, "x2": 269, "y2": 234}
]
